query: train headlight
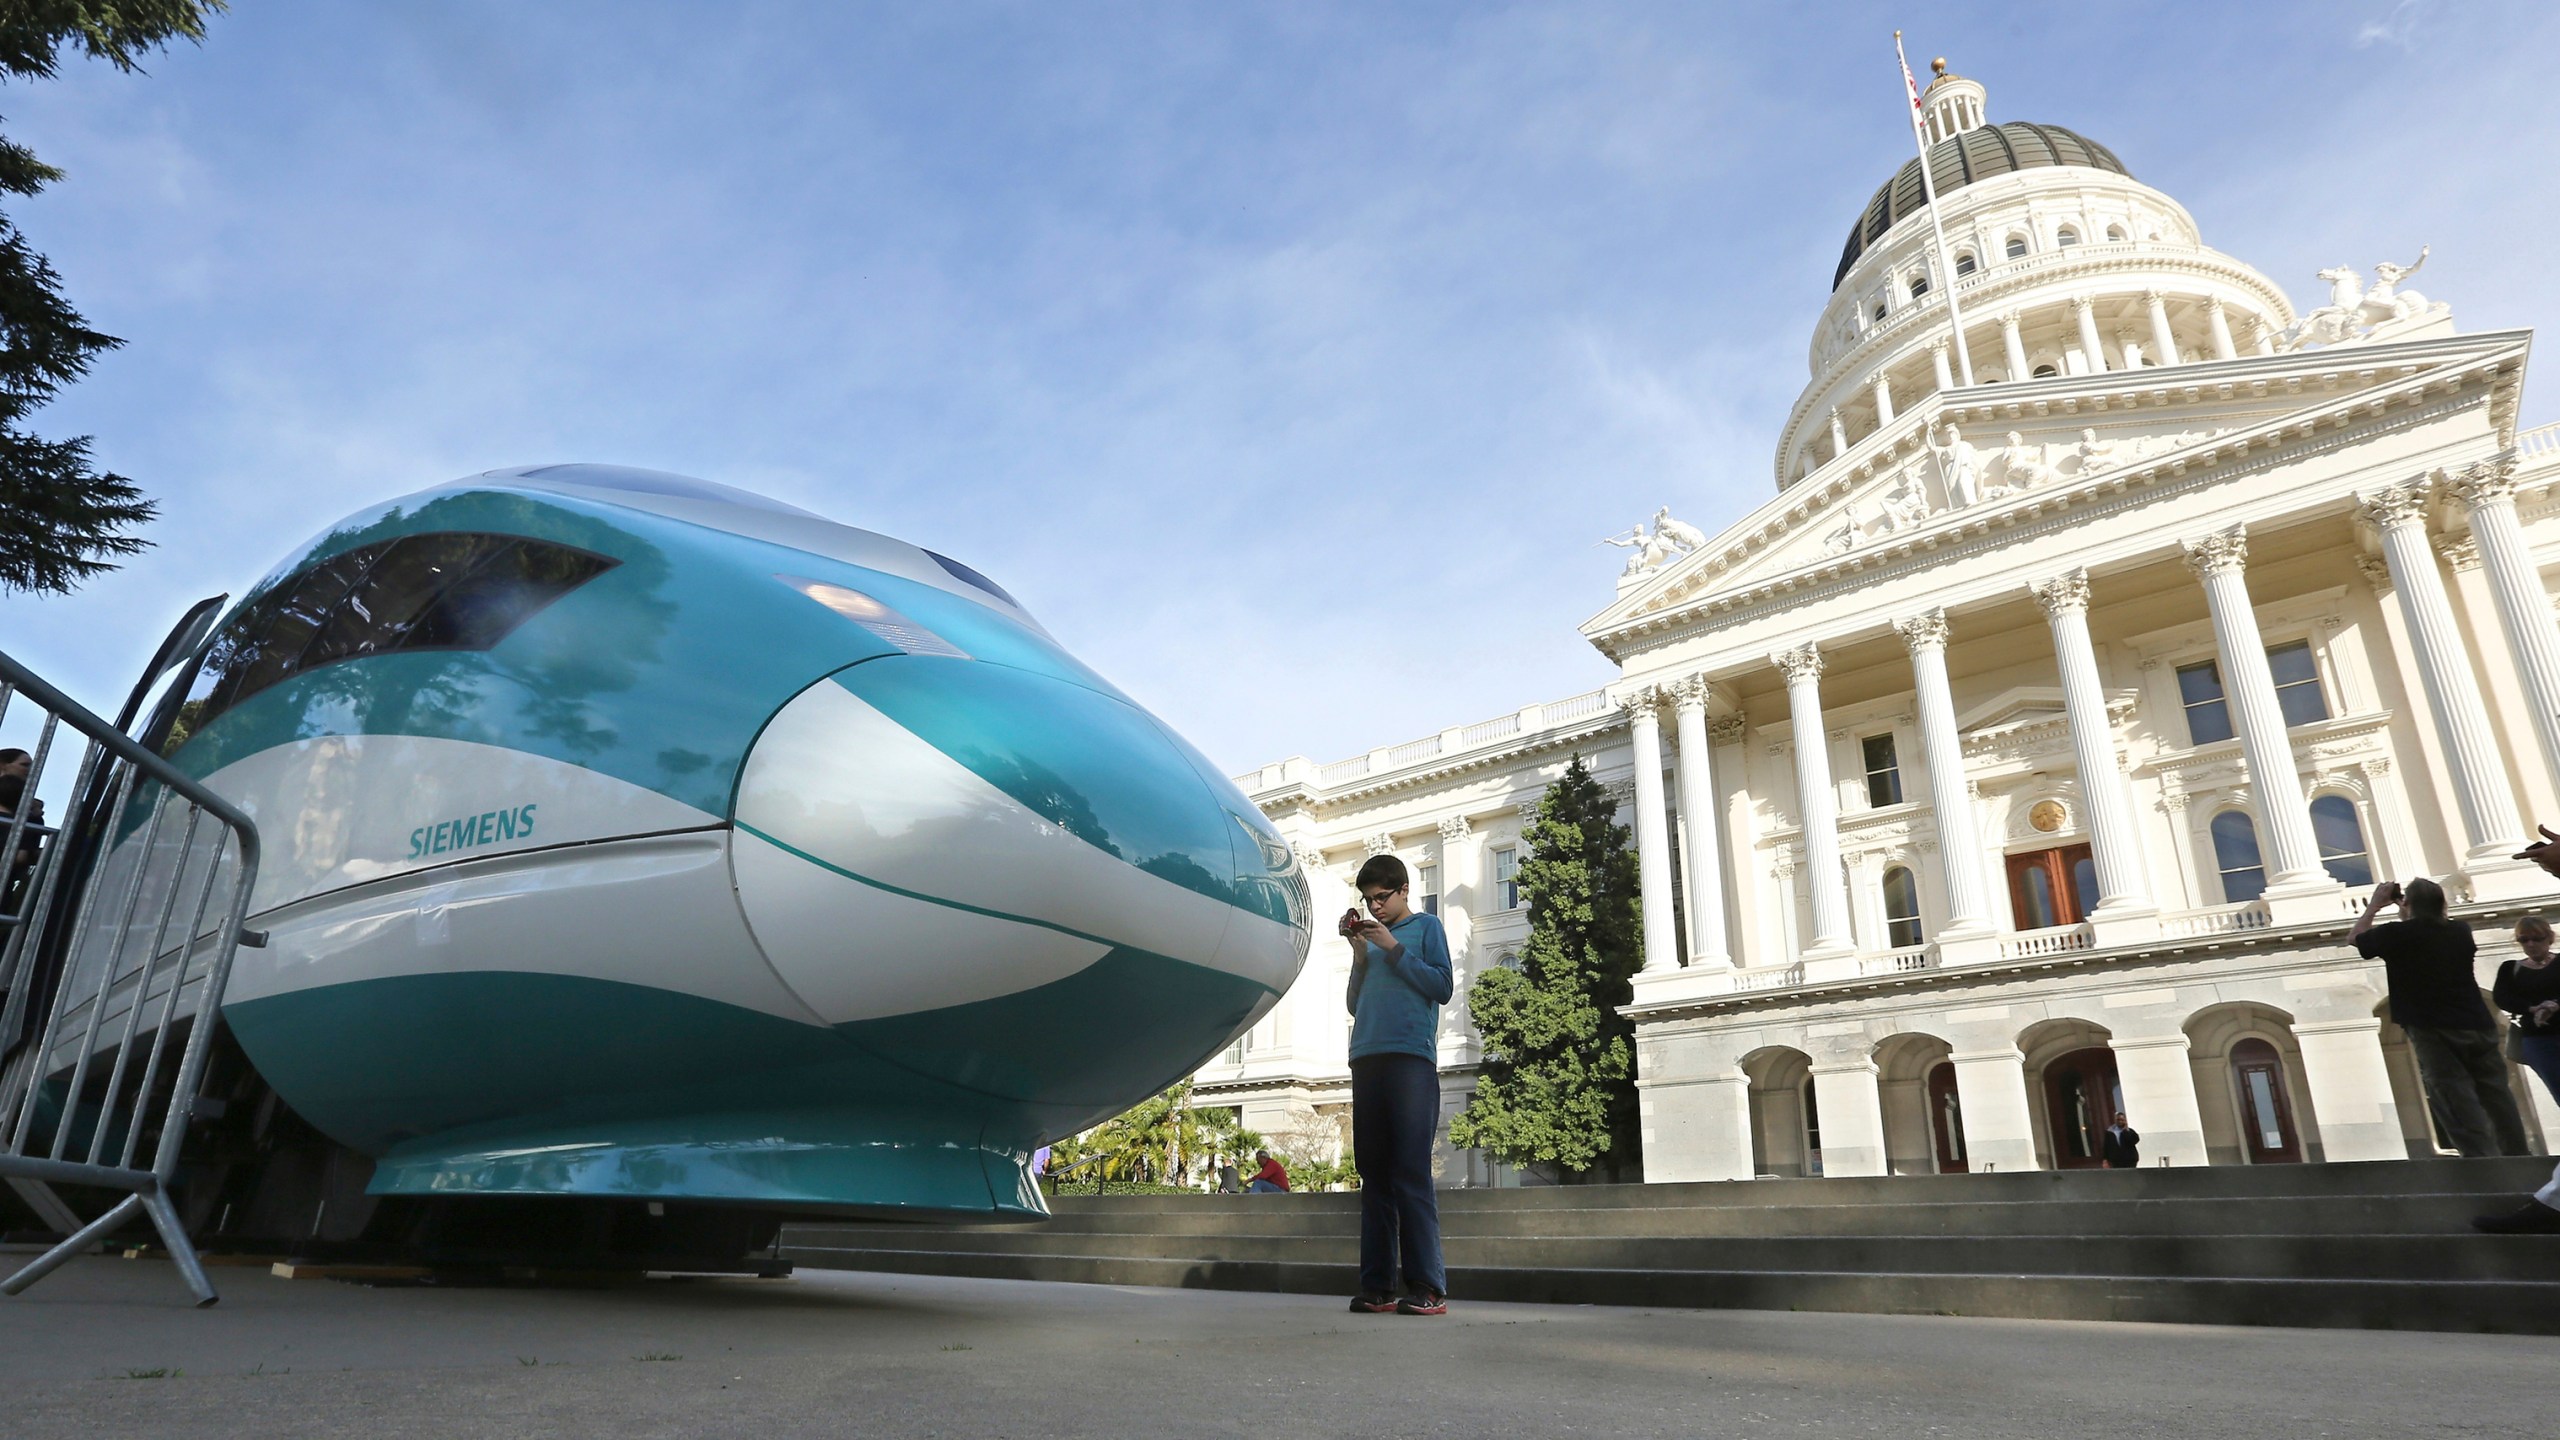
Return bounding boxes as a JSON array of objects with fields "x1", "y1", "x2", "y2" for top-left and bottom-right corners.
[{"x1": 776, "y1": 574, "x2": 969, "y2": 659}]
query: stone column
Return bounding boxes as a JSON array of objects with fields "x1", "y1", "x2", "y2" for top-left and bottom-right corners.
[
  {"x1": 2000, "y1": 312, "x2": 2028, "y2": 380},
  {"x1": 1895, "y1": 608, "x2": 1996, "y2": 949},
  {"x1": 2110, "y1": 1034, "x2": 2209, "y2": 1167},
  {"x1": 1871, "y1": 373, "x2": 1895, "y2": 428},
  {"x1": 2448, "y1": 457, "x2": 2560, "y2": 797},
  {"x1": 2145, "y1": 290, "x2": 2178, "y2": 367},
  {"x1": 1775, "y1": 645, "x2": 1855, "y2": 959},
  {"x1": 2029, "y1": 569, "x2": 2156, "y2": 929},
  {"x1": 1929, "y1": 341, "x2": 1954, "y2": 393},
  {"x1": 1436, "y1": 816, "x2": 1479, "y2": 1064},
  {"x1": 2115, "y1": 328, "x2": 2140, "y2": 369},
  {"x1": 1809, "y1": 1056, "x2": 1889, "y2": 1177},
  {"x1": 2071, "y1": 296, "x2": 2107, "y2": 374},
  {"x1": 2182, "y1": 526, "x2": 2335, "y2": 913},
  {"x1": 1949, "y1": 1045, "x2": 2041, "y2": 1171},
  {"x1": 1828, "y1": 409, "x2": 1850, "y2": 459},
  {"x1": 1637, "y1": 1068, "x2": 1755, "y2": 1182},
  {"x1": 2292, "y1": 1016, "x2": 2411, "y2": 1162},
  {"x1": 2359, "y1": 481, "x2": 2527, "y2": 864},
  {"x1": 1624, "y1": 687, "x2": 1681, "y2": 974},
  {"x1": 2252, "y1": 320, "x2": 2277, "y2": 356},
  {"x1": 1670, "y1": 678, "x2": 1732, "y2": 970},
  {"x1": 2204, "y1": 296, "x2": 2238, "y2": 361}
]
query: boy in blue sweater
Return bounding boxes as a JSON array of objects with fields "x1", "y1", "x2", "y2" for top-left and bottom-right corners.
[{"x1": 1341, "y1": 854, "x2": 1454, "y2": 1315}]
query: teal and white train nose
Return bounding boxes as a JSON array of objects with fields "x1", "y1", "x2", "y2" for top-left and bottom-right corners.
[{"x1": 729, "y1": 655, "x2": 1307, "y2": 1109}]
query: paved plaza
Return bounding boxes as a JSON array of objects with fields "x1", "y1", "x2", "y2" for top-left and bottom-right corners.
[{"x1": 0, "y1": 1256, "x2": 2547, "y2": 1437}]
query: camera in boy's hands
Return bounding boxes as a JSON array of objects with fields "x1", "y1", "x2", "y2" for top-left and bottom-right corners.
[{"x1": 1339, "y1": 907, "x2": 1367, "y2": 939}]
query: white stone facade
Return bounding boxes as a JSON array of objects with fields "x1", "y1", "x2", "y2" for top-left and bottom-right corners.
[{"x1": 1194, "y1": 65, "x2": 2560, "y2": 1185}]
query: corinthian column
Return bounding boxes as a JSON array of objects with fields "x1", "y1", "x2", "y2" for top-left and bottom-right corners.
[
  {"x1": 2071, "y1": 296, "x2": 2107, "y2": 375},
  {"x1": 2359, "y1": 481, "x2": 2527, "y2": 865},
  {"x1": 2448, "y1": 457, "x2": 2560, "y2": 797},
  {"x1": 1669, "y1": 677, "x2": 1732, "y2": 969},
  {"x1": 1895, "y1": 609, "x2": 1994, "y2": 942},
  {"x1": 1999, "y1": 312, "x2": 2028, "y2": 380},
  {"x1": 1622, "y1": 687, "x2": 1681, "y2": 973},
  {"x1": 2029, "y1": 569, "x2": 2156, "y2": 927},
  {"x1": 2181, "y1": 527, "x2": 2334, "y2": 908},
  {"x1": 1775, "y1": 645, "x2": 1854, "y2": 957},
  {"x1": 2204, "y1": 297, "x2": 2238, "y2": 361},
  {"x1": 2145, "y1": 290, "x2": 2179, "y2": 367}
]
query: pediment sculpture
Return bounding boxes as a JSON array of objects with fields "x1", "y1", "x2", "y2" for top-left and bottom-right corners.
[
  {"x1": 1601, "y1": 506, "x2": 1711, "y2": 577},
  {"x1": 2274, "y1": 247, "x2": 2453, "y2": 351}
]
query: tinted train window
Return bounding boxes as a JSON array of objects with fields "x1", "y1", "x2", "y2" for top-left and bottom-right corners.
[
  {"x1": 926, "y1": 550, "x2": 1018, "y2": 606},
  {"x1": 166, "y1": 532, "x2": 615, "y2": 751}
]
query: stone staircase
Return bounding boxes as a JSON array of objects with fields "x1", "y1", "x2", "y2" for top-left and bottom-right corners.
[{"x1": 783, "y1": 1157, "x2": 2560, "y2": 1334}]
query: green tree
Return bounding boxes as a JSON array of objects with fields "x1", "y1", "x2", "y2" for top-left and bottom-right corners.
[
  {"x1": 0, "y1": 2, "x2": 224, "y2": 594},
  {"x1": 1448, "y1": 754, "x2": 1645, "y2": 1182}
]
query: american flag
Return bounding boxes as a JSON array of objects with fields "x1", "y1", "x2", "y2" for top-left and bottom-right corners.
[{"x1": 1895, "y1": 31, "x2": 1928, "y2": 144}]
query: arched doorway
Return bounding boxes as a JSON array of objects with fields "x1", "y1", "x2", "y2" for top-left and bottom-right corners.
[
  {"x1": 2230, "y1": 1037, "x2": 2304, "y2": 1164},
  {"x1": 1740, "y1": 1047, "x2": 1815, "y2": 1178},
  {"x1": 1926, "y1": 1062, "x2": 1968, "y2": 1173},
  {"x1": 2043, "y1": 1046, "x2": 2123, "y2": 1169}
]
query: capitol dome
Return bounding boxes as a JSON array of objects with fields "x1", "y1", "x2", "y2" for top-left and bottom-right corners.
[{"x1": 1834, "y1": 122, "x2": 2132, "y2": 289}]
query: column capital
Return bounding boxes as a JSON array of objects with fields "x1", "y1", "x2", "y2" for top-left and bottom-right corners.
[
  {"x1": 1363, "y1": 833, "x2": 1395, "y2": 857},
  {"x1": 2444, "y1": 455, "x2": 2520, "y2": 511},
  {"x1": 2181, "y1": 525, "x2": 2249, "y2": 577},
  {"x1": 1667, "y1": 674, "x2": 1713, "y2": 713},
  {"x1": 1615, "y1": 682, "x2": 1667, "y2": 718},
  {"x1": 1928, "y1": 338, "x2": 1950, "y2": 355},
  {"x1": 1894, "y1": 607, "x2": 1951, "y2": 651},
  {"x1": 1997, "y1": 310, "x2": 2023, "y2": 328},
  {"x1": 2142, "y1": 287, "x2": 2167, "y2": 305},
  {"x1": 2029, "y1": 567, "x2": 2091, "y2": 616},
  {"x1": 2202, "y1": 295, "x2": 2227, "y2": 315},
  {"x1": 1292, "y1": 841, "x2": 1328, "y2": 875},
  {"x1": 2068, "y1": 294, "x2": 2094, "y2": 316},
  {"x1": 1708, "y1": 715, "x2": 1747, "y2": 745},
  {"x1": 2440, "y1": 535, "x2": 2482, "y2": 572},
  {"x1": 1436, "y1": 815, "x2": 1473, "y2": 843},
  {"x1": 1772, "y1": 643, "x2": 1825, "y2": 685},
  {"x1": 2356, "y1": 555, "x2": 2394, "y2": 593},
  {"x1": 2355, "y1": 479, "x2": 2433, "y2": 530}
]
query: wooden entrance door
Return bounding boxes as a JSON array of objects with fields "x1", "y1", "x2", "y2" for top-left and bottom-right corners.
[
  {"x1": 1926, "y1": 1061, "x2": 1968, "y2": 1174},
  {"x1": 2007, "y1": 844, "x2": 2096, "y2": 930},
  {"x1": 2230, "y1": 1037, "x2": 2304, "y2": 1164},
  {"x1": 2043, "y1": 1046, "x2": 2122, "y2": 1169}
]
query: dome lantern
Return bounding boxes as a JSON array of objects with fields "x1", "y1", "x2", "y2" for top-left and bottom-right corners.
[{"x1": 1919, "y1": 57, "x2": 1987, "y2": 146}]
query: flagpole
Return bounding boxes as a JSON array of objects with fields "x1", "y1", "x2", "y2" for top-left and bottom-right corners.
[{"x1": 1897, "y1": 31, "x2": 1976, "y2": 388}]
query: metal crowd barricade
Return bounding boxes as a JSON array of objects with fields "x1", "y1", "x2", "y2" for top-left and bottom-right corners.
[{"x1": 0, "y1": 647, "x2": 261, "y2": 1306}]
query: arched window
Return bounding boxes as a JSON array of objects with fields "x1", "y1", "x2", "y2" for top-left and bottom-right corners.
[
  {"x1": 2106, "y1": 224, "x2": 2127, "y2": 242},
  {"x1": 1955, "y1": 251, "x2": 1978, "y2": 276},
  {"x1": 2310, "y1": 795, "x2": 2374, "y2": 887},
  {"x1": 1909, "y1": 272, "x2": 1931, "y2": 299},
  {"x1": 2004, "y1": 235, "x2": 2029, "y2": 259},
  {"x1": 2212, "y1": 810, "x2": 2267, "y2": 903},
  {"x1": 2056, "y1": 226, "x2": 2080, "y2": 247},
  {"x1": 2032, "y1": 363, "x2": 2059, "y2": 378},
  {"x1": 1874, "y1": 301, "x2": 1889, "y2": 323},
  {"x1": 1883, "y1": 866, "x2": 1923, "y2": 947}
]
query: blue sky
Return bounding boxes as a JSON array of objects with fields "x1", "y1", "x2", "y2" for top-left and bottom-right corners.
[{"x1": 0, "y1": 0, "x2": 2550, "y2": 776}]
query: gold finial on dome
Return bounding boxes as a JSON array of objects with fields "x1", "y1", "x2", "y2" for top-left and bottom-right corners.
[{"x1": 1932, "y1": 57, "x2": 1948, "y2": 75}]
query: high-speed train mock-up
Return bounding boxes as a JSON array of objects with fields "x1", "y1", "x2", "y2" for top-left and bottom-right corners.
[{"x1": 92, "y1": 464, "x2": 1308, "y2": 1232}]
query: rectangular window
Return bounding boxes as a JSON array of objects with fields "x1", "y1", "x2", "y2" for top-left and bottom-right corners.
[
  {"x1": 2177, "y1": 660, "x2": 2234, "y2": 745},
  {"x1": 2267, "y1": 640, "x2": 2329, "y2": 727},
  {"x1": 1862, "y1": 733, "x2": 1904, "y2": 808},
  {"x1": 1418, "y1": 863, "x2": 1439, "y2": 917},
  {"x1": 1493, "y1": 846, "x2": 1520, "y2": 910}
]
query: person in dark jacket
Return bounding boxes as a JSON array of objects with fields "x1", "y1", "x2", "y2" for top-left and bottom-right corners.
[
  {"x1": 2494, "y1": 916, "x2": 2560, "y2": 1105},
  {"x1": 2352, "y1": 877, "x2": 2527, "y2": 1159},
  {"x1": 2101, "y1": 1112, "x2": 2140, "y2": 1169}
]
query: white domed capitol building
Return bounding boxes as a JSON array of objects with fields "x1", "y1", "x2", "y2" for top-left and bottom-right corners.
[{"x1": 1195, "y1": 60, "x2": 2560, "y2": 1185}]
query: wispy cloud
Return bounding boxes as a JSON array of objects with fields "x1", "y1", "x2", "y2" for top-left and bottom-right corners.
[{"x1": 2354, "y1": 0, "x2": 2432, "y2": 49}]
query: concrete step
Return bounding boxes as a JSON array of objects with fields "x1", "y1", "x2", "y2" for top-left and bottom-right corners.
[
  {"x1": 785, "y1": 1227, "x2": 2560, "y2": 1282},
  {"x1": 780, "y1": 1245, "x2": 2560, "y2": 1335},
  {"x1": 843, "y1": 1191, "x2": 2535, "y2": 1241},
  {"x1": 780, "y1": 1158, "x2": 2560, "y2": 1335}
]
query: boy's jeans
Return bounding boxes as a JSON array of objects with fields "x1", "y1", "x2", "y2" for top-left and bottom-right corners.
[{"x1": 1351, "y1": 1052, "x2": 1446, "y2": 1297}]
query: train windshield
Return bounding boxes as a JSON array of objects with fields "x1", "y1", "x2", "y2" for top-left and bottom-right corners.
[{"x1": 161, "y1": 533, "x2": 616, "y2": 753}]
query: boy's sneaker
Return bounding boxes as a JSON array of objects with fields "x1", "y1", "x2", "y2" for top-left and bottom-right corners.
[
  {"x1": 1348, "y1": 1291, "x2": 1399, "y2": 1314},
  {"x1": 1396, "y1": 1290, "x2": 1448, "y2": 1316}
]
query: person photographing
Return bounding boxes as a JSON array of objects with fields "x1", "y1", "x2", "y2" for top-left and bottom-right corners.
[
  {"x1": 2352, "y1": 878, "x2": 2528, "y2": 1159},
  {"x1": 1340, "y1": 855, "x2": 1453, "y2": 1316}
]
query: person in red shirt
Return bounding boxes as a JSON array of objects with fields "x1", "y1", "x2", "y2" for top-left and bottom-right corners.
[{"x1": 1247, "y1": 1150, "x2": 1289, "y2": 1193}]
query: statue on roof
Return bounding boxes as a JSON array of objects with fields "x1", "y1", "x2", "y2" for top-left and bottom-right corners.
[
  {"x1": 1600, "y1": 508, "x2": 1709, "y2": 577},
  {"x1": 2275, "y1": 248, "x2": 2453, "y2": 351},
  {"x1": 1930, "y1": 424, "x2": 1983, "y2": 507}
]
